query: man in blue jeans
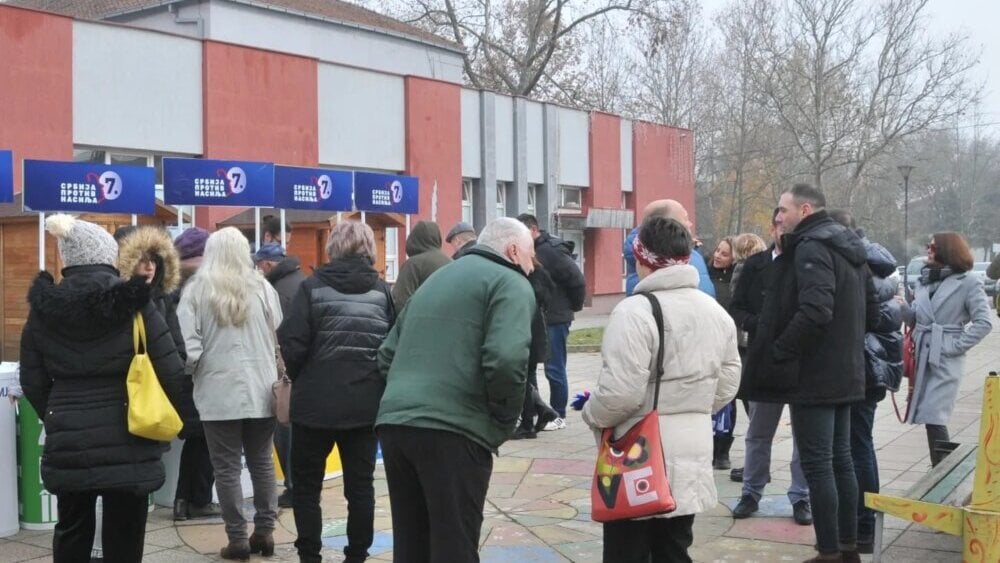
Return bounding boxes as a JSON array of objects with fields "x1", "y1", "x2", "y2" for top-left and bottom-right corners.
[
  {"x1": 743, "y1": 184, "x2": 876, "y2": 563},
  {"x1": 518, "y1": 214, "x2": 586, "y2": 429}
]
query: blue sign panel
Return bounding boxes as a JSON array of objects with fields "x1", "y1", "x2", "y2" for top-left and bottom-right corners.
[
  {"x1": 354, "y1": 172, "x2": 418, "y2": 214},
  {"x1": 274, "y1": 166, "x2": 353, "y2": 212},
  {"x1": 23, "y1": 159, "x2": 155, "y2": 214},
  {"x1": 0, "y1": 150, "x2": 12, "y2": 204},
  {"x1": 163, "y1": 158, "x2": 274, "y2": 207}
]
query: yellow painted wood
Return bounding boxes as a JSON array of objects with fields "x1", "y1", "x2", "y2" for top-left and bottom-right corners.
[
  {"x1": 971, "y1": 374, "x2": 1000, "y2": 511},
  {"x1": 962, "y1": 508, "x2": 1000, "y2": 561},
  {"x1": 864, "y1": 493, "x2": 963, "y2": 535}
]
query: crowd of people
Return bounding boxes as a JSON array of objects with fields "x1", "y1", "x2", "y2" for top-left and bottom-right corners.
[{"x1": 14, "y1": 181, "x2": 994, "y2": 563}]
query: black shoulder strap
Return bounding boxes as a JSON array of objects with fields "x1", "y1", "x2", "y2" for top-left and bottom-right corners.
[{"x1": 636, "y1": 291, "x2": 665, "y2": 410}]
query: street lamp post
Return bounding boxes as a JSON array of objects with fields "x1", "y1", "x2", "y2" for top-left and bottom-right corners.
[{"x1": 898, "y1": 164, "x2": 914, "y2": 296}]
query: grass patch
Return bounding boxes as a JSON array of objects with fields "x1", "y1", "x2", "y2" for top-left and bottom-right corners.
[{"x1": 568, "y1": 327, "x2": 604, "y2": 347}]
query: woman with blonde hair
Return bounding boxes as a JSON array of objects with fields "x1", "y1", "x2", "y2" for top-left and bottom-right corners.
[
  {"x1": 178, "y1": 227, "x2": 283, "y2": 559},
  {"x1": 730, "y1": 233, "x2": 767, "y2": 294}
]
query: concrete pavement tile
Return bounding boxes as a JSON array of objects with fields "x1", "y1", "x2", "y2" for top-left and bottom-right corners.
[
  {"x1": 524, "y1": 473, "x2": 588, "y2": 487},
  {"x1": 141, "y1": 547, "x2": 215, "y2": 562},
  {"x1": 145, "y1": 526, "x2": 185, "y2": 548},
  {"x1": 530, "y1": 523, "x2": 597, "y2": 545},
  {"x1": 727, "y1": 516, "x2": 817, "y2": 546},
  {"x1": 553, "y1": 539, "x2": 604, "y2": 563},
  {"x1": 549, "y1": 487, "x2": 590, "y2": 502},
  {"x1": 490, "y1": 471, "x2": 526, "y2": 485},
  {"x1": 509, "y1": 515, "x2": 566, "y2": 527},
  {"x1": 321, "y1": 518, "x2": 348, "y2": 537},
  {"x1": 714, "y1": 479, "x2": 745, "y2": 499},
  {"x1": 277, "y1": 508, "x2": 298, "y2": 534},
  {"x1": 488, "y1": 496, "x2": 535, "y2": 511},
  {"x1": 688, "y1": 536, "x2": 816, "y2": 561},
  {"x1": 531, "y1": 458, "x2": 594, "y2": 476},
  {"x1": 1, "y1": 541, "x2": 51, "y2": 561},
  {"x1": 322, "y1": 531, "x2": 393, "y2": 556},
  {"x1": 514, "y1": 499, "x2": 571, "y2": 512},
  {"x1": 481, "y1": 545, "x2": 569, "y2": 562},
  {"x1": 10, "y1": 531, "x2": 52, "y2": 549},
  {"x1": 695, "y1": 514, "x2": 735, "y2": 538},
  {"x1": 892, "y1": 529, "x2": 962, "y2": 552},
  {"x1": 487, "y1": 483, "x2": 518, "y2": 498},
  {"x1": 558, "y1": 519, "x2": 603, "y2": 538},
  {"x1": 524, "y1": 506, "x2": 579, "y2": 519},
  {"x1": 722, "y1": 495, "x2": 795, "y2": 518},
  {"x1": 175, "y1": 523, "x2": 229, "y2": 554},
  {"x1": 494, "y1": 457, "x2": 533, "y2": 473},
  {"x1": 880, "y1": 545, "x2": 965, "y2": 562},
  {"x1": 513, "y1": 484, "x2": 565, "y2": 501},
  {"x1": 486, "y1": 524, "x2": 538, "y2": 546}
]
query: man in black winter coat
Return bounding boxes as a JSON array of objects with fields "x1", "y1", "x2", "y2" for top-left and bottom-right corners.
[
  {"x1": 747, "y1": 184, "x2": 872, "y2": 561},
  {"x1": 517, "y1": 214, "x2": 586, "y2": 429},
  {"x1": 254, "y1": 242, "x2": 307, "y2": 508}
]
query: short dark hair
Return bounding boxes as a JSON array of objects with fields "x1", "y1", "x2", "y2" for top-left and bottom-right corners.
[
  {"x1": 771, "y1": 207, "x2": 780, "y2": 226},
  {"x1": 786, "y1": 183, "x2": 826, "y2": 209},
  {"x1": 639, "y1": 216, "x2": 691, "y2": 259},
  {"x1": 828, "y1": 209, "x2": 856, "y2": 230},
  {"x1": 262, "y1": 215, "x2": 292, "y2": 238},
  {"x1": 931, "y1": 232, "x2": 974, "y2": 273},
  {"x1": 517, "y1": 213, "x2": 539, "y2": 230}
]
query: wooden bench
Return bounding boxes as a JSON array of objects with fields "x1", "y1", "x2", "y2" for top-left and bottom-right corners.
[{"x1": 870, "y1": 443, "x2": 976, "y2": 562}]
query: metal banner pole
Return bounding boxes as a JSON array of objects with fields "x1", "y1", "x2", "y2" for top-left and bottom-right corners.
[
  {"x1": 280, "y1": 209, "x2": 287, "y2": 251},
  {"x1": 405, "y1": 214, "x2": 411, "y2": 237},
  {"x1": 191, "y1": 206, "x2": 196, "y2": 229},
  {"x1": 131, "y1": 214, "x2": 138, "y2": 227},
  {"x1": 38, "y1": 212, "x2": 45, "y2": 271},
  {"x1": 361, "y1": 211, "x2": 366, "y2": 224},
  {"x1": 254, "y1": 207, "x2": 261, "y2": 250}
]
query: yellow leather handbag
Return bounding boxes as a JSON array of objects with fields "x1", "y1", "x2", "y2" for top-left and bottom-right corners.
[{"x1": 127, "y1": 312, "x2": 183, "y2": 441}]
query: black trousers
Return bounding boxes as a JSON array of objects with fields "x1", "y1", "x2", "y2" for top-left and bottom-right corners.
[
  {"x1": 291, "y1": 424, "x2": 377, "y2": 563},
  {"x1": 53, "y1": 491, "x2": 149, "y2": 563},
  {"x1": 518, "y1": 363, "x2": 540, "y2": 429},
  {"x1": 603, "y1": 515, "x2": 696, "y2": 563},
  {"x1": 175, "y1": 435, "x2": 215, "y2": 506},
  {"x1": 378, "y1": 425, "x2": 493, "y2": 563}
]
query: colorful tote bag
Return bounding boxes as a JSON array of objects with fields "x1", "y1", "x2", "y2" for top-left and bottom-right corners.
[{"x1": 591, "y1": 292, "x2": 677, "y2": 522}]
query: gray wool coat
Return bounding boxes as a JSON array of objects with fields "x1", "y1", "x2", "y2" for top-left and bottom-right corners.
[{"x1": 903, "y1": 272, "x2": 993, "y2": 425}]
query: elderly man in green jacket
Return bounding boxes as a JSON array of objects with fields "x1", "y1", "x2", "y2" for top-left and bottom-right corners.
[{"x1": 376, "y1": 217, "x2": 536, "y2": 563}]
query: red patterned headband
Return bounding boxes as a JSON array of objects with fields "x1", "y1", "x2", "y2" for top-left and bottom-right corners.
[{"x1": 632, "y1": 236, "x2": 690, "y2": 271}]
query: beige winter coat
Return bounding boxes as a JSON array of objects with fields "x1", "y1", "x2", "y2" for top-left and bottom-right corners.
[
  {"x1": 177, "y1": 276, "x2": 282, "y2": 421},
  {"x1": 582, "y1": 265, "x2": 742, "y2": 518}
]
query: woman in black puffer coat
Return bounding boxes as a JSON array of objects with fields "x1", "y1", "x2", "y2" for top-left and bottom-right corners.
[{"x1": 19, "y1": 215, "x2": 184, "y2": 563}]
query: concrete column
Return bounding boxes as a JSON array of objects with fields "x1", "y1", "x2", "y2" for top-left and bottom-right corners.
[
  {"x1": 541, "y1": 104, "x2": 560, "y2": 232},
  {"x1": 476, "y1": 91, "x2": 496, "y2": 230},
  {"x1": 512, "y1": 97, "x2": 529, "y2": 216}
]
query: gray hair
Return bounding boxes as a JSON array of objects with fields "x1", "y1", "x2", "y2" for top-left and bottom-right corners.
[
  {"x1": 478, "y1": 217, "x2": 531, "y2": 254},
  {"x1": 326, "y1": 221, "x2": 377, "y2": 261}
]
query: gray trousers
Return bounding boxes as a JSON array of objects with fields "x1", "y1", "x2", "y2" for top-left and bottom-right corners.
[
  {"x1": 203, "y1": 418, "x2": 278, "y2": 542},
  {"x1": 742, "y1": 401, "x2": 810, "y2": 504}
]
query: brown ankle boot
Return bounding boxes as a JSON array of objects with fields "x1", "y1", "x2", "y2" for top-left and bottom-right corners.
[
  {"x1": 219, "y1": 540, "x2": 250, "y2": 561},
  {"x1": 249, "y1": 531, "x2": 275, "y2": 556}
]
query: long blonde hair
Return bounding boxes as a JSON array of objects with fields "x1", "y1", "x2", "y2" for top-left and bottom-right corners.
[
  {"x1": 189, "y1": 227, "x2": 263, "y2": 327},
  {"x1": 732, "y1": 233, "x2": 768, "y2": 262}
]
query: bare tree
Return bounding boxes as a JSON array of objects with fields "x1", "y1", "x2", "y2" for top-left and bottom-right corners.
[
  {"x1": 367, "y1": 0, "x2": 661, "y2": 100},
  {"x1": 753, "y1": 0, "x2": 980, "y2": 204}
]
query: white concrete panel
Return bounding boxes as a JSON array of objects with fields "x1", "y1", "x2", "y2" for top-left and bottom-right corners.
[
  {"x1": 72, "y1": 21, "x2": 203, "y2": 154},
  {"x1": 526, "y1": 102, "x2": 544, "y2": 184},
  {"x1": 621, "y1": 120, "x2": 634, "y2": 192},
  {"x1": 319, "y1": 64, "x2": 404, "y2": 170},
  {"x1": 461, "y1": 89, "x2": 481, "y2": 178},
  {"x1": 494, "y1": 95, "x2": 515, "y2": 182},
  {"x1": 558, "y1": 108, "x2": 590, "y2": 187},
  {"x1": 208, "y1": 1, "x2": 463, "y2": 83}
]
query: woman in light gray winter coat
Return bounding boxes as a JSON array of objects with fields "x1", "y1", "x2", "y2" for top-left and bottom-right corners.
[{"x1": 903, "y1": 232, "x2": 992, "y2": 466}]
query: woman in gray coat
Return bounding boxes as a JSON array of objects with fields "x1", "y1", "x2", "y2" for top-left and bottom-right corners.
[{"x1": 903, "y1": 232, "x2": 992, "y2": 465}]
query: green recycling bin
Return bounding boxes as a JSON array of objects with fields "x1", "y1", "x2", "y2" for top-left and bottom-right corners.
[{"x1": 17, "y1": 400, "x2": 57, "y2": 529}]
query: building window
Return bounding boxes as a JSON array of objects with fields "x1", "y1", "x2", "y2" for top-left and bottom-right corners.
[
  {"x1": 73, "y1": 147, "x2": 182, "y2": 203},
  {"x1": 560, "y1": 186, "x2": 582, "y2": 209},
  {"x1": 462, "y1": 179, "x2": 475, "y2": 224},
  {"x1": 385, "y1": 227, "x2": 398, "y2": 282},
  {"x1": 527, "y1": 184, "x2": 539, "y2": 215},
  {"x1": 496, "y1": 181, "x2": 509, "y2": 218}
]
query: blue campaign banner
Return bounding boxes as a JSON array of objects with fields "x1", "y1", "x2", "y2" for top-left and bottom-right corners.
[
  {"x1": 274, "y1": 166, "x2": 353, "y2": 212},
  {"x1": 163, "y1": 158, "x2": 275, "y2": 207},
  {"x1": 0, "y1": 150, "x2": 12, "y2": 204},
  {"x1": 23, "y1": 159, "x2": 155, "y2": 214},
  {"x1": 354, "y1": 172, "x2": 419, "y2": 214}
]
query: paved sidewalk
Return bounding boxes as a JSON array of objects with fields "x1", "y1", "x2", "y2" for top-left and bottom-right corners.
[{"x1": 3, "y1": 324, "x2": 997, "y2": 562}]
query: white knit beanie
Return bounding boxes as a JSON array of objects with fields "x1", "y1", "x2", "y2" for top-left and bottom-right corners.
[{"x1": 45, "y1": 214, "x2": 119, "y2": 269}]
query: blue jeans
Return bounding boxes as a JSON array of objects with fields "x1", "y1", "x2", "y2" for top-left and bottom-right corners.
[
  {"x1": 851, "y1": 398, "x2": 880, "y2": 542},
  {"x1": 544, "y1": 323, "x2": 570, "y2": 418},
  {"x1": 790, "y1": 404, "x2": 858, "y2": 555}
]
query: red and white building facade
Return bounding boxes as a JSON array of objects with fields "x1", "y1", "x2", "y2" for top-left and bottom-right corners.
[{"x1": 0, "y1": 0, "x2": 694, "y2": 306}]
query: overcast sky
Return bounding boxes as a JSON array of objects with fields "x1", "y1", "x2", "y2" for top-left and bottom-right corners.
[{"x1": 699, "y1": 0, "x2": 1000, "y2": 128}]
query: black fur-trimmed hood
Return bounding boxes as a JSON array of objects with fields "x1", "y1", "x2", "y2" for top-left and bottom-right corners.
[{"x1": 28, "y1": 266, "x2": 152, "y2": 334}]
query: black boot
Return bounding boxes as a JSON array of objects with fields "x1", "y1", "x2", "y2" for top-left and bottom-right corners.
[
  {"x1": 926, "y1": 424, "x2": 950, "y2": 467},
  {"x1": 713, "y1": 436, "x2": 733, "y2": 470},
  {"x1": 173, "y1": 498, "x2": 188, "y2": 521},
  {"x1": 532, "y1": 387, "x2": 558, "y2": 433}
]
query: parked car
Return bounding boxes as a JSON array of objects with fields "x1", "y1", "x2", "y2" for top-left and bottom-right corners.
[{"x1": 904, "y1": 256, "x2": 926, "y2": 296}]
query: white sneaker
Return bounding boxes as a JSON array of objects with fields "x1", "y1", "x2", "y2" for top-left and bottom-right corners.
[{"x1": 543, "y1": 418, "x2": 566, "y2": 431}]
